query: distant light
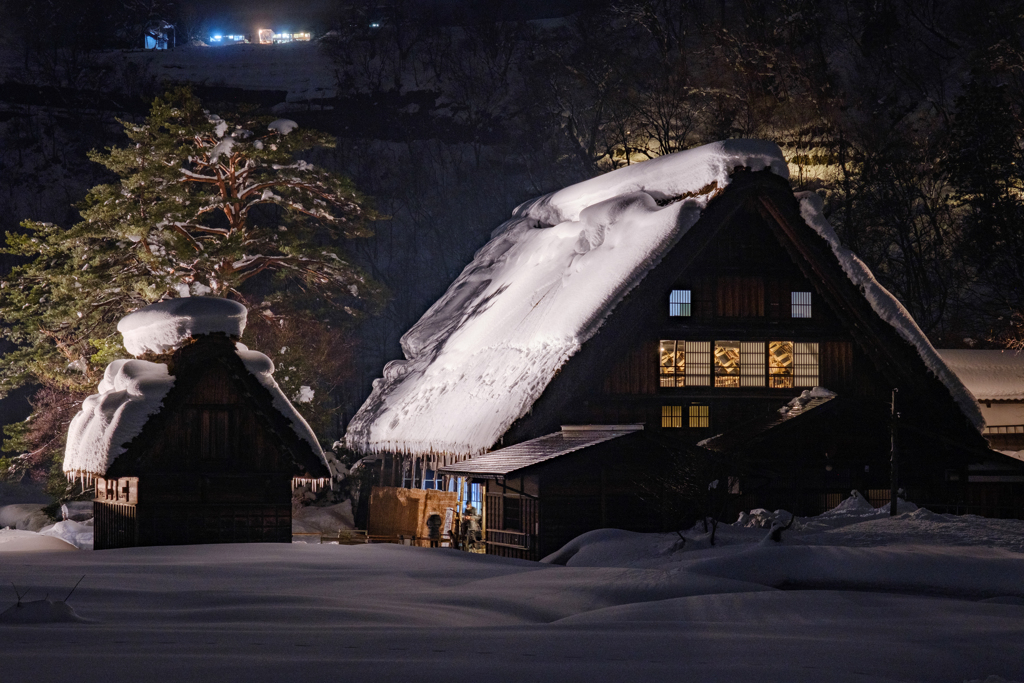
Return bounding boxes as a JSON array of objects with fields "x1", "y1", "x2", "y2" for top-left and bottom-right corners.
[
  {"x1": 369, "y1": 22, "x2": 380, "y2": 28},
  {"x1": 212, "y1": 35, "x2": 222, "y2": 41}
]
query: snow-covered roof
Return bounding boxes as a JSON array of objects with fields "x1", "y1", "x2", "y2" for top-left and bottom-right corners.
[
  {"x1": 936, "y1": 349, "x2": 1024, "y2": 402},
  {"x1": 439, "y1": 425, "x2": 644, "y2": 479},
  {"x1": 64, "y1": 299, "x2": 325, "y2": 479},
  {"x1": 797, "y1": 195, "x2": 983, "y2": 430},
  {"x1": 64, "y1": 359, "x2": 175, "y2": 481},
  {"x1": 345, "y1": 139, "x2": 982, "y2": 458},
  {"x1": 117, "y1": 297, "x2": 247, "y2": 357},
  {"x1": 235, "y1": 343, "x2": 324, "y2": 461}
]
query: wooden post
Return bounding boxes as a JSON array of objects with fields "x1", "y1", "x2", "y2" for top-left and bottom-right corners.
[{"x1": 890, "y1": 388, "x2": 899, "y2": 517}]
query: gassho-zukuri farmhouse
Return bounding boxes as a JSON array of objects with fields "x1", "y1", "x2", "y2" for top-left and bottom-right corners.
[{"x1": 344, "y1": 139, "x2": 1024, "y2": 560}]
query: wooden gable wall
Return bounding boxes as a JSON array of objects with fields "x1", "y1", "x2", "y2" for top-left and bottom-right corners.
[{"x1": 501, "y1": 170, "x2": 983, "y2": 465}]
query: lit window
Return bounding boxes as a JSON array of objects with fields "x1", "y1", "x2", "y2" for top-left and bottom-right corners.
[
  {"x1": 791, "y1": 291, "x2": 812, "y2": 318},
  {"x1": 660, "y1": 340, "x2": 685, "y2": 387},
  {"x1": 685, "y1": 341, "x2": 711, "y2": 386},
  {"x1": 661, "y1": 405, "x2": 683, "y2": 428},
  {"x1": 714, "y1": 341, "x2": 741, "y2": 387},
  {"x1": 794, "y1": 342, "x2": 819, "y2": 386},
  {"x1": 689, "y1": 404, "x2": 710, "y2": 428},
  {"x1": 669, "y1": 289, "x2": 691, "y2": 317},
  {"x1": 740, "y1": 342, "x2": 766, "y2": 387},
  {"x1": 769, "y1": 341, "x2": 794, "y2": 388}
]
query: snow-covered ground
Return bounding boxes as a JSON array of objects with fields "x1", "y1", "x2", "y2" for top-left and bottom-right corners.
[{"x1": 1, "y1": 495, "x2": 1022, "y2": 682}]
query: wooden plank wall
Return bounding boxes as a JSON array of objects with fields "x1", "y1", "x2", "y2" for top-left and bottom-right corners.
[{"x1": 603, "y1": 339, "x2": 658, "y2": 395}]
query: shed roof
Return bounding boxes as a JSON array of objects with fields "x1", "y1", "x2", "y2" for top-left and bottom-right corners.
[
  {"x1": 699, "y1": 391, "x2": 838, "y2": 454},
  {"x1": 439, "y1": 425, "x2": 643, "y2": 479}
]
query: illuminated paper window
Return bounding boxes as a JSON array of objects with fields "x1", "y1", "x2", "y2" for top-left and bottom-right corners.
[
  {"x1": 659, "y1": 340, "x2": 685, "y2": 387},
  {"x1": 714, "y1": 341, "x2": 741, "y2": 387},
  {"x1": 661, "y1": 405, "x2": 684, "y2": 428},
  {"x1": 685, "y1": 341, "x2": 711, "y2": 386},
  {"x1": 769, "y1": 341, "x2": 794, "y2": 388},
  {"x1": 740, "y1": 342, "x2": 766, "y2": 387},
  {"x1": 689, "y1": 404, "x2": 710, "y2": 428}
]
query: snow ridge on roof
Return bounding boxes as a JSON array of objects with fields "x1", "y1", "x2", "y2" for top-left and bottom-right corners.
[
  {"x1": 118, "y1": 297, "x2": 247, "y2": 357},
  {"x1": 235, "y1": 343, "x2": 325, "y2": 461},
  {"x1": 346, "y1": 140, "x2": 789, "y2": 457},
  {"x1": 936, "y1": 349, "x2": 1024, "y2": 402},
  {"x1": 796, "y1": 193, "x2": 984, "y2": 431}
]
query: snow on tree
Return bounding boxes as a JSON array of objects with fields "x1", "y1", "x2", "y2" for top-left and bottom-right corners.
[{"x1": 0, "y1": 87, "x2": 382, "y2": 486}]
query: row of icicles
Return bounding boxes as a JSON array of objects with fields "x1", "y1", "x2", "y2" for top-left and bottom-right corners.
[
  {"x1": 292, "y1": 477, "x2": 330, "y2": 492},
  {"x1": 65, "y1": 471, "x2": 96, "y2": 494}
]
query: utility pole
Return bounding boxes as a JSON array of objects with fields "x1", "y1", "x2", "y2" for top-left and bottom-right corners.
[{"x1": 890, "y1": 388, "x2": 899, "y2": 517}]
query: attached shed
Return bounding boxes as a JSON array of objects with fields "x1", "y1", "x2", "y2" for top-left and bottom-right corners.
[
  {"x1": 440, "y1": 425, "x2": 713, "y2": 561},
  {"x1": 64, "y1": 298, "x2": 330, "y2": 549}
]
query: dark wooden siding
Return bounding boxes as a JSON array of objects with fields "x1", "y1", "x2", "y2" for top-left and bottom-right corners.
[
  {"x1": 602, "y1": 339, "x2": 658, "y2": 395},
  {"x1": 821, "y1": 340, "x2": 854, "y2": 392},
  {"x1": 716, "y1": 275, "x2": 765, "y2": 317}
]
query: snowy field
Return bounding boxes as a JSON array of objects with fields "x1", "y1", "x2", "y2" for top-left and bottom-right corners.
[{"x1": 2, "y1": 497, "x2": 1023, "y2": 683}]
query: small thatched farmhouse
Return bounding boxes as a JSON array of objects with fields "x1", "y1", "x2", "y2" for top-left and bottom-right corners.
[{"x1": 64, "y1": 297, "x2": 330, "y2": 549}]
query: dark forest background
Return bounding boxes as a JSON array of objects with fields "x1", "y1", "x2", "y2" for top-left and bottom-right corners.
[{"x1": 0, "y1": 0, "x2": 1022, "y2": 444}]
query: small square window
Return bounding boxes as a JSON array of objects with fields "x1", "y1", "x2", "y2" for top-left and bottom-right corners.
[
  {"x1": 669, "y1": 289, "x2": 691, "y2": 317},
  {"x1": 791, "y1": 291, "x2": 812, "y2": 318},
  {"x1": 661, "y1": 405, "x2": 683, "y2": 428},
  {"x1": 689, "y1": 404, "x2": 710, "y2": 428}
]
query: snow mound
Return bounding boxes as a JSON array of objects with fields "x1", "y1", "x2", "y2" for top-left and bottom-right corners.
[
  {"x1": 346, "y1": 140, "x2": 788, "y2": 458},
  {"x1": 63, "y1": 359, "x2": 175, "y2": 479},
  {"x1": 39, "y1": 520, "x2": 94, "y2": 550},
  {"x1": 0, "y1": 504, "x2": 50, "y2": 532},
  {"x1": 268, "y1": 119, "x2": 298, "y2": 135},
  {"x1": 292, "y1": 501, "x2": 355, "y2": 535},
  {"x1": 0, "y1": 528, "x2": 77, "y2": 553},
  {"x1": 777, "y1": 386, "x2": 836, "y2": 415},
  {"x1": 797, "y1": 193, "x2": 984, "y2": 431},
  {"x1": 0, "y1": 600, "x2": 89, "y2": 624},
  {"x1": 235, "y1": 343, "x2": 325, "y2": 464},
  {"x1": 118, "y1": 297, "x2": 247, "y2": 357}
]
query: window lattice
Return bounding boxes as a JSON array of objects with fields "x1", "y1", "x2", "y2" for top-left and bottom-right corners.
[
  {"x1": 685, "y1": 341, "x2": 711, "y2": 386},
  {"x1": 794, "y1": 342, "x2": 819, "y2": 386},
  {"x1": 661, "y1": 405, "x2": 683, "y2": 428},
  {"x1": 791, "y1": 291, "x2": 812, "y2": 318},
  {"x1": 714, "y1": 341, "x2": 741, "y2": 387},
  {"x1": 769, "y1": 341, "x2": 794, "y2": 388},
  {"x1": 689, "y1": 404, "x2": 710, "y2": 428},
  {"x1": 669, "y1": 289, "x2": 691, "y2": 317},
  {"x1": 740, "y1": 342, "x2": 766, "y2": 387},
  {"x1": 659, "y1": 340, "x2": 685, "y2": 387}
]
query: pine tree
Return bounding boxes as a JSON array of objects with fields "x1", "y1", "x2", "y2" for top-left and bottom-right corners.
[{"x1": 0, "y1": 87, "x2": 383, "y2": 484}]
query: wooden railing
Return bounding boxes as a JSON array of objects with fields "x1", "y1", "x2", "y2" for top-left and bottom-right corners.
[
  {"x1": 486, "y1": 529, "x2": 531, "y2": 549},
  {"x1": 291, "y1": 530, "x2": 455, "y2": 546}
]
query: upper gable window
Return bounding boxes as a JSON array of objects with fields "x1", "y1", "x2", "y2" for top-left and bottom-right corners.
[
  {"x1": 791, "y1": 291, "x2": 812, "y2": 318},
  {"x1": 669, "y1": 289, "x2": 691, "y2": 317}
]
